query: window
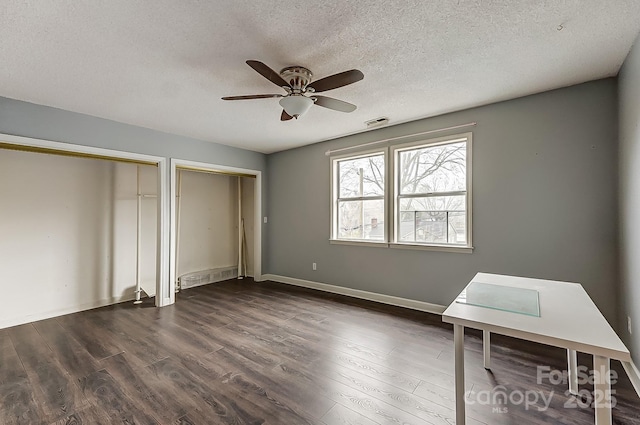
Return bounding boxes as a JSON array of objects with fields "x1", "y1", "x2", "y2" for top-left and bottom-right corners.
[
  {"x1": 331, "y1": 151, "x2": 386, "y2": 242},
  {"x1": 393, "y1": 135, "x2": 471, "y2": 248},
  {"x1": 331, "y1": 133, "x2": 472, "y2": 251}
]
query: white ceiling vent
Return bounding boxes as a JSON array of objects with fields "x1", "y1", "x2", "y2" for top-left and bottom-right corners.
[{"x1": 365, "y1": 117, "x2": 389, "y2": 128}]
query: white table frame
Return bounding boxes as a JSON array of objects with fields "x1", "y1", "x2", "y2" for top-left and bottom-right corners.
[
  {"x1": 483, "y1": 333, "x2": 578, "y2": 396},
  {"x1": 443, "y1": 273, "x2": 631, "y2": 425}
]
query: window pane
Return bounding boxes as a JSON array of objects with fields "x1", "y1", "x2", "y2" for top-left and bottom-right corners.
[
  {"x1": 338, "y1": 154, "x2": 385, "y2": 198},
  {"x1": 447, "y1": 211, "x2": 467, "y2": 244},
  {"x1": 338, "y1": 199, "x2": 384, "y2": 240},
  {"x1": 399, "y1": 141, "x2": 466, "y2": 195},
  {"x1": 398, "y1": 196, "x2": 466, "y2": 244}
]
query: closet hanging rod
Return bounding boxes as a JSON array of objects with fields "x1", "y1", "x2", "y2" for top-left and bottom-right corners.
[{"x1": 324, "y1": 122, "x2": 476, "y2": 156}]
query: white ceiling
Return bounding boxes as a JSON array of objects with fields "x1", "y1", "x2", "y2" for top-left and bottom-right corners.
[{"x1": 1, "y1": 1, "x2": 639, "y2": 154}]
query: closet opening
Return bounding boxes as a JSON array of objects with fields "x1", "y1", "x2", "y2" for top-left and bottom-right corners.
[
  {"x1": 170, "y1": 160, "x2": 261, "y2": 303},
  {"x1": 0, "y1": 135, "x2": 167, "y2": 328}
]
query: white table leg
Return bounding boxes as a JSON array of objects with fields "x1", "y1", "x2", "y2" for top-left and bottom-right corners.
[
  {"x1": 454, "y1": 324, "x2": 466, "y2": 425},
  {"x1": 593, "y1": 355, "x2": 612, "y2": 425},
  {"x1": 483, "y1": 330, "x2": 491, "y2": 369},
  {"x1": 567, "y1": 349, "x2": 578, "y2": 395}
]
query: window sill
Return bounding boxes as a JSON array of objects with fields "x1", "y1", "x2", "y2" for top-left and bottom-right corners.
[
  {"x1": 329, "y1": 239, "x2": 388, "y2": 248},
  {"x1": 390, "y1": 242, "x2": 474, "y2": 254},
  {"x1": 329, "y1": 239, "x2": 474, "y2": 253}
]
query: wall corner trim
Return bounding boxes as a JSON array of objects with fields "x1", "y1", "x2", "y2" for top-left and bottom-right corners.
[
  {"x1": 622, "y1": 360, "x2": 640, "y2": 398},
  {"x1": 262, "y1": 274, "x2": 446, "y2": 315}
]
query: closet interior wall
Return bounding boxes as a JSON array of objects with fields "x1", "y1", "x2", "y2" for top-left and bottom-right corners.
[
  {"x1": 176, "y1": 170, "x2": 254, "y2": 282},
  {"x1": 0, "y1": 149, "x2": 156, "y2": 328}
]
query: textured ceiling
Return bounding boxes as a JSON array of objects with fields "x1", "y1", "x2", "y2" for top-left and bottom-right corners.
[{"x1": 1, "y1": 1, "x2": 639, "y2": 153}]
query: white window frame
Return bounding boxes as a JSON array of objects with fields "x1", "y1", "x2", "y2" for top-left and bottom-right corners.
[
  {"x1": 329, "y1": 132, "x2": 472, "y2": 253},
  {"x1": 330, "y1": 148, "x2": 389, "y2": 246},
  {"x1": 390, "y1": 132, "x2": 473, "y2": 252}
]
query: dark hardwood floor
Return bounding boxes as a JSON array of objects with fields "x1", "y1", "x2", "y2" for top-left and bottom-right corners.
[{"x1": 1, "y1": 279, "x2": 638, "y2": 424}]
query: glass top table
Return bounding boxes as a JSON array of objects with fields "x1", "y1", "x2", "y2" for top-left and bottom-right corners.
[{"x1": 455, "y1": 281, "x2": 540, "y2": 317}]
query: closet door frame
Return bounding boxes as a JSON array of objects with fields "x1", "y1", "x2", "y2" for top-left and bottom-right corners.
[{"x1": 170, "y1": 158, "x2": 262, "y2": 305}]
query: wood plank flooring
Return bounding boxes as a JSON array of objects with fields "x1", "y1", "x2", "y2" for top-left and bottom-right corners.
[{"x1": 0, "y1": 278, "x2": 638, "y2": 424}]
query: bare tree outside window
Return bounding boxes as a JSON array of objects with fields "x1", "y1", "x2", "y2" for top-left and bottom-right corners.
[{"x1": 397, "y1": 141, "x2": 468, "y2": 244}]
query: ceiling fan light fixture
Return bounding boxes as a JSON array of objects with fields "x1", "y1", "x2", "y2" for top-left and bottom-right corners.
[
  {"x1": 223, "y1": 60, "x2": 363, "y2": 121},
  {"x1": 279, "y1": 95, "x2": 314, "y2": 119}
]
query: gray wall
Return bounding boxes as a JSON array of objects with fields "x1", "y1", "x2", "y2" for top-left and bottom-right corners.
[
  {"x1": 267, "y1": 79, "x2": 620, "y2": 324},
  {"x1": 619, "y1": 32, "x2": 640, "y2": 363}
]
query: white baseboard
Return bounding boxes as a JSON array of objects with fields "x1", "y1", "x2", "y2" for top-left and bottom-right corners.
[
  {"x1": 262, "y1": 274, "x2": 446, "y2": 315},
  {"x1": 0, "y1": 295, "x2": 137, "y2": 330},
  {"x1": 622, "y1": 360, "x2": 640, "y2": 398}
]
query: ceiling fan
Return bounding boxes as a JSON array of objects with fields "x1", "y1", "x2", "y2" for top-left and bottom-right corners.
[{"x1": 222, "y1": 60, "x2": 364, "y2": 121}]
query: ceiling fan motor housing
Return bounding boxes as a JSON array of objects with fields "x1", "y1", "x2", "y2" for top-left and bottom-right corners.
[{"x1": 280, "y1": 66, "x2": 313, "y2": 93}]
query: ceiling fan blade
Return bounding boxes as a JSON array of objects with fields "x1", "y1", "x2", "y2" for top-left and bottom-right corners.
[
  {"x1": 307, "y1": 69, "x2": 364, "y2": 93},
  {"x1": 221, "y1": 94, "x2": 283, "y2": 100},
  {"x1": 281, "y1": 110, "x2": 293, "y2": 121},
  {"x1": 246, "y1": 60, "x2": 291, "y2": 88},
  {"x1": 313, "y1": 95, "x2": 357, "y2": 113}
]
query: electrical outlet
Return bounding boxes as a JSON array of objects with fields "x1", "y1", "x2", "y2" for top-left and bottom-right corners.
[
  {"x1": 628, "y1": 316, "x2": 632, "y2": 335},
  {"x1": 263, "y1": 216, "x2": 268, "y2": 223},
  {"x1": 312, "y1": 262, "x2": 317, "y2": 271}
]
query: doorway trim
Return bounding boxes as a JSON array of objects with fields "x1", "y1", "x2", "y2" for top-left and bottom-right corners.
[{"x1": 169, "y1": 158, "x2": 262, "y2": 304}]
